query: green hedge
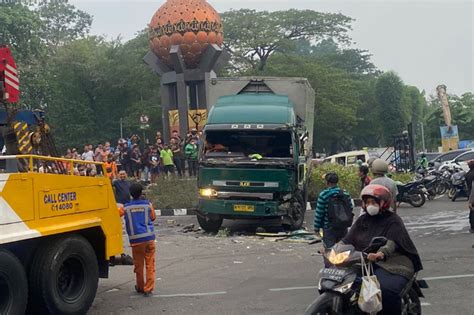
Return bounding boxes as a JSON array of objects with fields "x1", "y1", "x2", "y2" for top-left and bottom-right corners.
[
  {"x1": 309, "y1": 163, "x2": 415, "y2": 200},
  {"x1": 146, "y1": 166, "x2": 416, "y2": 209},
  {"x1": 146, "y1": 178, "x2": 198, "y2": 209},
  {"x1": 309, "y1": 164, "x2": 361, "y2": 200}
]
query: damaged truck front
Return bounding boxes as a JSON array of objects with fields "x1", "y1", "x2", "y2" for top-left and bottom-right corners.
[{"x1": 196, "y1": 77, "x2": 315, "y2": 232}]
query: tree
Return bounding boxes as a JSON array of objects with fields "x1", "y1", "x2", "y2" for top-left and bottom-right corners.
[
  {"x1": 424, "y1": 92, "x2": 474, "y2": 150},
  {"x1": 37, "y1": 2, "x2": 92, "y2": 49},
  {"x1": 221, "y1": 9, "x2": 353, "y2": 72},
  {"x1": 0, "y1": 4, "x2": 44, "y2": 62},
  {"x1": 262, "y1": 53, "x2": 361, "y2": 153},
  {"x1": 375, "y1": 72, "x2": 406, "y2": 145}
]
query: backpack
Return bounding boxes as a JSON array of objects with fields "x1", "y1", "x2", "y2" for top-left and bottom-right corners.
[{"x1": 327, "y1": 190, "x2": 354, "y2": 228}]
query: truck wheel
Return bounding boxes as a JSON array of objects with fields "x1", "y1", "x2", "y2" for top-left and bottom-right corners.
[
  {"x1": 196, "y1": 213, "x2": 223, "y2": 232},
  {"x1": 0, "y1": 249, "x2": 28, "y2": 315},
  {"x1": 283, "y1": 200, "x2": 305, "y2": 231},
  {"x1": 29, "y1": 235, "x2": 99, "y2": 315}
]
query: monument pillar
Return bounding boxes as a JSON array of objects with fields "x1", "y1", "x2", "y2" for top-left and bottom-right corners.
[{"x1": 144, "y1": 0, "x2": 229, "y2": 141}]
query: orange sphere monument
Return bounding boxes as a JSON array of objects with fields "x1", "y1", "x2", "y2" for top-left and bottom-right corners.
[{"x1": 144, "y1": 0, "x2": 229, "y2": 139}]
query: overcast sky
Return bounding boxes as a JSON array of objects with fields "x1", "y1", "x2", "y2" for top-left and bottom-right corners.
[{"x1": 70, "y1": 0, "x2": 473, "y2": 96}]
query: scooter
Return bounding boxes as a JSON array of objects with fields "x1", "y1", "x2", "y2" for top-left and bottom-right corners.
[
  {"x1": 305, "y1": 237, "x2": 427, "y2": 315},
  {"x1": 448, "y1": 170, "x2": 468, "y2": 201},
  {"x1": 397, "y1": 181, "x2": 426, "y2": 207}
]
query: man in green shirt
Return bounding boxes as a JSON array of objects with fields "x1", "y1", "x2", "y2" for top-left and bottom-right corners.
[
  {"x1": 160, "y1": 144, "x2": 175, "y2": 178},
  {"x1": 185, "y1": 138, "x2": 199, "y2": 177}
]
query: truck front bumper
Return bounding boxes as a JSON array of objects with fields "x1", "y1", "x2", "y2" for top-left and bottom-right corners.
[{"x1": 198, "y1": 198, "x2": 285, "y2": 218}]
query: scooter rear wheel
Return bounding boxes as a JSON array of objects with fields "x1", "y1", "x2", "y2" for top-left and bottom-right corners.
[{"x1": 402, "y1": 288, "x2": 421, "y2": 315}]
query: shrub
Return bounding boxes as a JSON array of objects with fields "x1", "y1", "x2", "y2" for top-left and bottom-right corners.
[
  {"x1": 145, "y1": 166, "x2": 416, "y2": 209},
  {"x1": 309, "y1": 163, "x2": 361, "y2": 200},
  {"x1": 146, "y1": 178, "x2": 198, "y2": 209},
  {"x1": 309, "y1": 163, "x2": 416, "y2": 201}
]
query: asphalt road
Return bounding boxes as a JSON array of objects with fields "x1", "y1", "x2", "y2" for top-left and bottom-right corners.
[{"x1": 90, "y1": 196, "x2": 474, "y2": 314}]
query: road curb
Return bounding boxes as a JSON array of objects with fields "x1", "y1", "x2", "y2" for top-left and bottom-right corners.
[
  {"x1": 156, "y1": 199, "x2": 362, "y2": 217},
  {"x1": 156, "y1": 209, "x2": 197, "y2": 217}
]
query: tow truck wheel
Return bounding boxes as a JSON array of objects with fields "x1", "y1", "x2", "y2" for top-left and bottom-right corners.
[
  {"x1": 29, "y1": 235, "x2": 99, "y2": 314},
  {"x1": 196, "y1": 213, "x2": 223, "y2": 232},
  {"x1": 0, "y1": 249, "x2": 28, "y2": 315}
]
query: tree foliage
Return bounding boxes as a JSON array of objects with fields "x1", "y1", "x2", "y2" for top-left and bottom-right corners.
[
  {"x1": 37, "y1": 2, "x2": 93, "y2": 49},
  {"x1": 375, "y1": 72, "x2": 407, "y2": 145},
  {"x1": 221, "y1": 9, "x2": 353, "y2": 72},
  {"x1": 1, "y1": 5, "x2": 470, "y2": 154},
  {"x1": 424, "y1": 92, "x2": 474, "y2": 150}
]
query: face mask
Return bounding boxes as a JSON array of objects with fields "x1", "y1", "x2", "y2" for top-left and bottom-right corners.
[{"x1": 366, "y1": 205, "x2": 380, "y2": 216}]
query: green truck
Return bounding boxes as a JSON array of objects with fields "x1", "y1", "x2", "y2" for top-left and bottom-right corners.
[{"x1": 196, "y1": 77, "x2": 315, "y2": 232}]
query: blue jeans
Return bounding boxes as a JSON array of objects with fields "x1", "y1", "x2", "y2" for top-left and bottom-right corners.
[{"x1": 374, "y1": 266, "x2": 409, "y2": 314}]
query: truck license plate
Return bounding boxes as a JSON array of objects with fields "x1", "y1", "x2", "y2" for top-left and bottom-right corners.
[{"x1": 234, "y1": 205, "x2": 255, "y2": 212}]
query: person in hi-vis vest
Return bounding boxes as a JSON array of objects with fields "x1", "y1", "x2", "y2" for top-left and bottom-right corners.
[{"x1": 119, "y1": 183, "x2": 156, "y2": 296}]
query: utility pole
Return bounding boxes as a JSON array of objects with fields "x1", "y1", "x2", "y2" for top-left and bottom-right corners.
[{"x1": 419, "y1": 122, "x2": 426, "y2": 152}]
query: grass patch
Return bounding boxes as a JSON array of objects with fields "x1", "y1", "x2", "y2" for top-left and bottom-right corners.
[{"x1": 146, "y1": 178, "x2": 198, "y2": 209}]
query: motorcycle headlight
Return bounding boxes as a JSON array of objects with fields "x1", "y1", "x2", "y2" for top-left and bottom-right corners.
[
  {"x1": 327, "y1": 249, "x2": 351, "y2": 265},
  {"x1": 199, "y1": 188, "x2": 217, "y2": 197}
]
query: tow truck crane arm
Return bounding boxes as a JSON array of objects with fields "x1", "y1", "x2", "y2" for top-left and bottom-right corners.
[{"x1": 0, "y1": 45, "x2": 62, "y2": 170}]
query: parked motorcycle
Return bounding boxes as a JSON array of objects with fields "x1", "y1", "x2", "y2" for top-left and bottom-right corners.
[
  {"x1": 305, "y1": 237, "x2": 427, "y2": 315},
  {"x1": 415, "y1": 167, "x2": 455, "y2": 199},
  {"x1": 447, "y1": 170, "x2": 468, "y2": 201},
  {"x1": 397, "y1": 181, "x2": 426, "y2": 207}
]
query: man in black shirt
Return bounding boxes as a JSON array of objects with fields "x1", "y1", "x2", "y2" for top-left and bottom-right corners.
[{"x1": 113, "y1": 170, "x2": 131, "y2": 204}]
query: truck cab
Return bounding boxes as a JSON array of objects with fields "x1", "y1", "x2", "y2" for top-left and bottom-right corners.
[{"x1": 196, "y1": 78, "x2": 314, "y2": 232}]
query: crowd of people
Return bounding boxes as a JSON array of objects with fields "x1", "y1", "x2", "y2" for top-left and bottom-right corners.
[{"x1": 61, "y1": 129, "x2": 201, "y2": 183}]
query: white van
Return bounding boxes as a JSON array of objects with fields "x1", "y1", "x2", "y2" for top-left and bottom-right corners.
[{"x1": 323, "y1": 150, "x2": 370, "y2": 167}]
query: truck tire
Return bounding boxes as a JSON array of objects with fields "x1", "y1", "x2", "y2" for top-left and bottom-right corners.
[
  {"x1": 284, "y1": 201, "x2": 305, "y2": 231},
  {"x1": 29, "y1": 235, "x2": 99, "y2": 315},
  {"x1": 196, "y1": 213, "x2": 223, "y2": 232},
  {"x1": 283, "y1": 193, "x2": 306, "y2": 231},
  {"x1": 0, "y1": 249, "x2": 28, "y2": 315}
]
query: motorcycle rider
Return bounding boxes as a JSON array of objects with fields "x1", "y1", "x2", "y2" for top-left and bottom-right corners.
[
  {"x1": 342, "y1": 184, "x2": 423, "y2": 315},
  {"x1": 370, "y1": 159, "x2": 398, "y2": 212},
  {"x1": 466, "y1": 160, "x2": 474, "y2": 194},
  {"x1": 466, "y1": 160, "x2": 474, "y2": 233},
  {"x1": 418, "y1": 152, "x2": 428, "y2": 170}
]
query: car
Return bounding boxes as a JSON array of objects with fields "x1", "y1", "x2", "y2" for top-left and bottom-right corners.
[
  {"x1": 417, "y1": 152, "x2": 441, "y2": 162},
  {"x1": 322, "y1": 150, "x2": 369, "y2": 167},
  {"x1": 448, "y1": 150, "x2": 474, "y2": 172},
  {"x1": 431, "y1": 149, "x2": 471, "y2": 170},
  {"x1": 438, "y1": 149, "x2": 474, "y2": 170}
]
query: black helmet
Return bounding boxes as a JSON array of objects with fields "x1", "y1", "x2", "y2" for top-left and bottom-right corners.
[{"x1": 324, "y1": 172, "x2": 339, "y2": 184}]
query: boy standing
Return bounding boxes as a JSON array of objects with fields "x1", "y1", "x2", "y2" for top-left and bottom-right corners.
[
  {"x1": 119, "y1": 183, "x2": 156, "y2": 296},
  {"x1": 160, "y1": 144, "x2": 175, "y2": 178}
]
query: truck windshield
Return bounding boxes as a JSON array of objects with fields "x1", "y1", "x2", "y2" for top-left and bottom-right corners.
[{"x1": 203, "y1": 130, "x2": 293, "y2": 159}]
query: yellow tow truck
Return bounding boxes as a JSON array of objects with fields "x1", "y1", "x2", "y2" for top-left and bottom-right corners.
[
  {"x1": 0, "y1": 46, "x2": 124, "y2": 314},
  {"x1": 0, "y1": 155, "x2": 123, "y2": 314}
]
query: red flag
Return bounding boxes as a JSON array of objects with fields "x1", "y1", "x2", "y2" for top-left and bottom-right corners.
[{"x1": 0, "y1": 46, "x2": 20, "y2": 103}]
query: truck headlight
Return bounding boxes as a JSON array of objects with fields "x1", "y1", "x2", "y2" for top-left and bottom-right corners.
[
  {"x1": 327, "y1": 249, "x2": 350, "y2": 265},
  {"x1": 199, "y1": 188, "x2": 217, "y2": 197}
]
